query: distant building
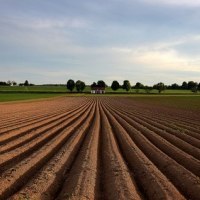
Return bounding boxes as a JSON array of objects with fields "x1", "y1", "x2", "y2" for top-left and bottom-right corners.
[{"x1": 91, "y1": 84, "x2": 105, "y2": 94}]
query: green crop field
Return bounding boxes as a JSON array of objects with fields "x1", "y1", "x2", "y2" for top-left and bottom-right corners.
[
  {"x1": 0, "y1": 86, "x2": 91, "y2": 93},
  {"x1": 0, "y1": 93, "x2": 65, "y2": 102},
  {"x1": 0, "y1": 86, "x2": 67, "y2": 93},
  {"x1": 0, "y1": 85, "x2": 196, "y2": 94},
  {"x1": 105, "y1": 88, "x2": 194, "y2": 94},
  {"x1": 0, "y1": 85, "x2": 199, "y2": 102}
]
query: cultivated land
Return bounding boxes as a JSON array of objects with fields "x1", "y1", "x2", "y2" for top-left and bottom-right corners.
[{"x1": 0, "y1": 96, "x2": 200, "y2": 199}]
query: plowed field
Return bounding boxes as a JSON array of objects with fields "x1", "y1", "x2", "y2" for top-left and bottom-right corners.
[{"x1": 0, "y1": 96, "x2": 200, "y2": 200}]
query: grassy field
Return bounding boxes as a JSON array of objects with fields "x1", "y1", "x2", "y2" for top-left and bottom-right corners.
[
  {"x1": 0, "y1": 93, "x2": 65, "y2": 102},
  {"x1": 0, "y1": 86, "x2": 68, "y2": 93},
  {"x1": 0, "y1": 85, "x2": 196, "y2": 94},
  {"x1": 105, "y1": 88, "x2": 194, "y2": 94},
  {"x1": 0, "y1": 85, "x2": 199, "y2": 102}
]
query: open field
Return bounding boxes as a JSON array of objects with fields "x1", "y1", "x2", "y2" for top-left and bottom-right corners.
[
  {"x1": 0, "y1": 96, "x2": 200, "y2": 199},
  {"x1": 0, "y1": 93, "x2": 66, "y2": 102},
  {"x1": 0, "y1": 85, "x2": 196, "y2": 94},
  {"x1": 0, "y1": 86, "x2": 68, "y2": 93},
  {"x1": 0, "y1": 91, "x2": 199, "y2": 103}
]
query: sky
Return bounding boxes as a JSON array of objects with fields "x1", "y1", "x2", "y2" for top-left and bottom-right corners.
[{"x1": 0, "y1": 0, "x2": 200, "y2": 86}]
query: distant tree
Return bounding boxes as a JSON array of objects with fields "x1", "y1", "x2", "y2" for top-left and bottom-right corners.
[
  {"x1": 122, "y1": 80, "x2": 131, "y2": 91},
  {"x1": 91, "y1": 82, "x2": 97, "y2": 88},
  {"x1": 97, "y1": 80, "x2": 106, "y2": 88},
  {"x1": 188, "y1": 81, "x2": 197, "y2": 90},
  {"x1": 198, "y1": 83, "x2": 200, "y2": 91},
  {"x1": 12, "y1": 81, "x2": 17, "y2": 86},
  {"x1": 80, "y1": 81, "x2": 86, "y2": 92},
  {"x1": 134, "y1": 82, "x2": 144, "y2": 89},
  {"x1": 76, "y1": 80, "x2": 85, "y2": 92},
  {"x1": 111, "y1": 80, "x2": 120, "y2": 91},
  {"x1": 153, "y1": 82, "x2": 166, "y2": 93},
  {"x1": 170, "y1": 83, "x2": 180, "y2": 90},
  {"x1": 181, "y1": 81, "x2": 188, "y2": 90},
  {"x1": 24, "y1": 80, "x2": 29, "y2": 86},
  {"x1": 190, "y1": 82, "x2": 198, "y2": 93},
  {"x1": 66, "y1": 79, "x2": 75, "y2": 92},
  {"x1": 0, "y1": 81, "x2": 7, "y2": 86}
]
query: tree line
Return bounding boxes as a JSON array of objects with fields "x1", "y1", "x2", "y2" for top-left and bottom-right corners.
[
  {"x1": 67, "y1": 79, "x2": 200, "y2": 93},
  {"x1": 0, "y1": 80, "x2": 34, "y2": 86},
  {"x1": 1, "y1": 79, "x2": 199, "y2": 93}
]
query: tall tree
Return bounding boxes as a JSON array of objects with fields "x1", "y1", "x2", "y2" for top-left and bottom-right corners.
[
  {"x1": 190, "y1": 82, "x2": 198, "y2": 93},
  {"x1": 0, "y1": 81, "x2": 7, "y2": 86},
  {"x1": 153, "y1": 82, "x2": 166, "y2": 93},
  {"x1": 66, "y1": 79, "x2": 75, "y2": 92},
  {"x1": 91, "y1": 82, "x2": 97, "y2": 88},
  {"x1": 97, "y1": 80, "x2": 106, "y2": 88},
  {"x1": 76, "y1": 80, "x2": 85, "y2": 92},
  {"x1": 24, "y1": 80, "x2": 29, "y2": 86},
  {"x1": 122, "y1": 80, "x2": 131, "y2": 91},
  {"x1": 12, "y1": 81, "x2": 17, "y2": 86},
  {"x1": 170, "y1": 83, "x2": 180, "y2": 89},
  {"x1": 134, "y1": 82, "x2": 144, "y2": 89},
  {"x1": 181, "y1": 81, "x2": 188, "y2": 89},
  {"x1": 188, "y1": 81, "x2": 197, "y2": 90},
  {"x1": 80, "y1": 81, "x2": 86, "y2": 92},
  {"x1": 111, "y1": 80, "x2": 120, "y2": 91}
]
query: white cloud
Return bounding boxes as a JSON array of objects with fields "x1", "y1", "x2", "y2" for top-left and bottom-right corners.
[
  {"x1": 132, "y1": 49, "x2": 200, "y2": 72},
  {"x1": 110, "y1": 35, "x2": 200, "y2": 74},
  {"x1": 141, "y1": 0, "x2": 200, "y2": 7},
  {"x1": 28, "y1": 18, "x2": 88, "y2": 29},
  {"x1": 0, "y1": 16, "x2": 89, "y2": 30}
]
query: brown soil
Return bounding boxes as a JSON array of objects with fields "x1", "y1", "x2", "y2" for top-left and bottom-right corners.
[{"x1": 0, "y1": 96, "x2": 199, "y2": 200}]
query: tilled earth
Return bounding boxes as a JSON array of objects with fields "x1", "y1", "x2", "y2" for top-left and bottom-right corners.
[{"x1": 0, "y1": 96, "x2": 200, "y2": 200}]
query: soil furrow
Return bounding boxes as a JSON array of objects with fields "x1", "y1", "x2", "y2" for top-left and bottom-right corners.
[
  {"x1": 0, "y1": 99, "x2": 89, "y2": 135},
  {"x1": 0, "y1": 100, "x2": 91, "y2": 152},
  {"x1": 98, "y1": 101, "x2": 144, "y2": 200},
  {"x1": 105, "y1": 101, "x2": 200, "y2": 159},
  {"x1": 0, "y1": 102, "x2": 94, "y2": 172},
  {"x1": 101, "y1": 100, "x2": 185, "y2": 200},
  {"x1": 0, "y1": 101, "x2": 94, "y2": 199},
  {"x1": 0, "y1": 96, "x2": 199, "y2": 199},
  {"x1": 9, "y1": 102, "x2": 96, "y2": 200},
  {"x1": 105, "y1": 104, "x2": 200, "y2": 200},
  {"x1": 109, "y1": 97, "x2": 200, "y2": 131},
  {"x1": 0, "y1": 97, "x2": 88, "y2": 126},
  {"x1": 104, "y1": 102, "x2": 200, "y2": 177},
  {"x1": 108, "y1": 99, "x2": 200, "y2": 142},
  {"x1": 56, "y1": 101, "x2": 100, "y2": 200}
]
